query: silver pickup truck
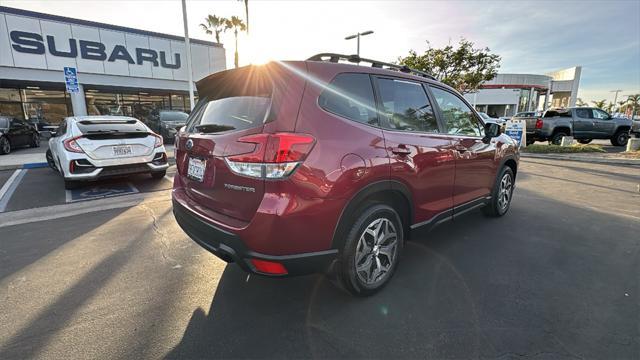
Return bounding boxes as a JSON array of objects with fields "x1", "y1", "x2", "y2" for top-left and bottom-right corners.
[{"x1": 516, "y1": 107, "x2": 634, "y2": 146}]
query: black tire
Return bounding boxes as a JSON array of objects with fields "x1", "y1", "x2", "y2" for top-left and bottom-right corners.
[
  {"x1": 0, "y1": 136, "x2": 10, "y2": 155},
  {"x1": 483, "y1": 166, "x2": 515, "y2": 217},
  {"x1": 337, "y1": 203, "x2": 404, "y2": 297},
  {"x1": 577, "y1": 139, "x2": 592, "y2": 144},
  {"x1": 64, "y1": 179, "x2": 80, "y2": 190},
  {"x1": 30, "y1": 133, "x2": 40, "y2": 147},
  {"x1": 151, "y1": 170, "x2": 167, "y2": 179},
  {"x1": 46, "y1": 149, "x2": 57, "y2": 170},
  {"x1": 611, "y1": 130, "x2": 630, "y2": 147},
  {"x1": 549, "y1": 131, "x2": 568, "y2": 145},
  {"x1": 526, "y1": 138, "x2": 535, "y2": 146}
]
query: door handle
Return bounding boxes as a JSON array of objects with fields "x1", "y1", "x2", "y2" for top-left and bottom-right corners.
[{"x1": 391, "y1": 145, "x2": 411, "y2": 155}]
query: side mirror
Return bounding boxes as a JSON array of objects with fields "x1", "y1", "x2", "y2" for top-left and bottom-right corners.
[{"x1": 483, "y1": 122, "x2": 501, "y2": 143}]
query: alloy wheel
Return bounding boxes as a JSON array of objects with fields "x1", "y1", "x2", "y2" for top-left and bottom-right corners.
[
  {"x1": 618, "y1": 132, "x2": 629, "y2": 146},
  {"x1": 354, "y1": 217, "x2": 398, "y2": 286},
  {"x1": 1, "y1": 138, "x2": 9, "y2": 154},
  {"x1": 498, "y1": 173, "x2": 513, "y2": 211}
]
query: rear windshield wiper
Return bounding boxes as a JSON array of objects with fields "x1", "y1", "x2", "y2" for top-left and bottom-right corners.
[{"x1": 195, "y1": 124, "x2": 236, "y2": 133}]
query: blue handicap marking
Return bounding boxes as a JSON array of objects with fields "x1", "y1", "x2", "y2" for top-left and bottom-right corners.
[{"x1": 67, "y1": 183, "x2": 138, "y2": 202}]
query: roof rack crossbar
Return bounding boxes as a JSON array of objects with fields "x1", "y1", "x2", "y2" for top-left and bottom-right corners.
[{"x1": 307, "y1": 53, "x2": 436, "y2": 80}]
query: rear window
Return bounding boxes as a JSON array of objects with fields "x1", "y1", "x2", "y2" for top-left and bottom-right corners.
[
  {"x1": 188, "y1": 66, "x2": 274, "y2": 134},
  {"x1": 76, "y1": 119, "x2": 148, "y2": 134},
  {"x1": 187, "y1": 96, "x2": 271, "y2": 133},
  {"x1": 544, "y1": 110, "x2": 571, "y2": 118},
  {"x1": 160, "y1": 111, "x2": 189, "y2": 123}
]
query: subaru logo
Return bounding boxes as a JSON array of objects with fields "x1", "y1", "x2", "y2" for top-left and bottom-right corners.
[{"x1": 185, "y1": 139, "x2": 194, "y2": 151}]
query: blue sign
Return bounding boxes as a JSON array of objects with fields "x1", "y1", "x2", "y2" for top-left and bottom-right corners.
[
  {"x1": 63, "y1": 67, "x2": 79, "y2": 93},
  {"x1": 505, "y1": 120, "x2": 526, "y2": 148}
]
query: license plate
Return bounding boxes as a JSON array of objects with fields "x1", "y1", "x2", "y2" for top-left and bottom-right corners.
[
  {"x1": 187, "y1": 157, "x2": 206, "y2": 182},
  {"x1": 112, "y1": 145, "x2": 133, "y2": 157}
]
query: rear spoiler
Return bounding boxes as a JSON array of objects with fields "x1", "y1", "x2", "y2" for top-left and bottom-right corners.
[{"x1": 78, "y1": 120, "x2": 138, "y2": 125}]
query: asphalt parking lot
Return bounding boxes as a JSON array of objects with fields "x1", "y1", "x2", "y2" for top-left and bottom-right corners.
[{"x1": 0, "y1": 158, "x2": 639, "y2": 359}]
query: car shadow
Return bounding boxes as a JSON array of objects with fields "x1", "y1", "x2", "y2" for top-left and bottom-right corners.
[{"x1": 165, "y1": 188, "x2": 639, "y2": 359}]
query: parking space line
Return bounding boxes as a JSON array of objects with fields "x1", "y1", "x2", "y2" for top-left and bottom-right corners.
[
  {"x1": 164, "y1": 173, "x2": 174, "y2": 183},
  {"x1": 0, "y1": 169, "x2": 28, "y2": 212}
]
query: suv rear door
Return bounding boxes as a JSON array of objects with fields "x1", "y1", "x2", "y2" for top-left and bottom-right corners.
[
  {"x1": 175, "y1": 63, "x2": 306, "y2": 223},
  {"x1": 373, "y1": 76, "x2": 456, "y2": 224},
  {"x1": 428, "y1": 86, "x2": 496, "y2": 208}
]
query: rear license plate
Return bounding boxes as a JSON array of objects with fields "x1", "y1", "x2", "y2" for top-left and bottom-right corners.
[
  {"x1": 187, "y1": 157, "x2": 206, "y2": 182},
  {"x1": 112, "y1": 145, "x2": 133, "y2": 157}
]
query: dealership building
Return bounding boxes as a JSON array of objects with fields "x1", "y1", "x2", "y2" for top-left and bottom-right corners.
[
  {"x1": 0, "y1": 6, "x2": 226, "y2": 126},
  {"x1": 463, "y1": 67, "x2": 582, "y2": 117}
]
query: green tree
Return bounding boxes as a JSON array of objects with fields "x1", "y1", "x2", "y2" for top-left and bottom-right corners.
[
  {"x1": 398, "y1": 38, "x2": 501, "y2": 94},
  {"x1": 225, "y1": 15, "x2": 247, "y2": 68},
  {"x1": 605, "y1": 102, "x2": 615, "y2": 113},
  {"x1": 576, "y1": 98, "x2": 588, "y2": 107},
  {"x1": 199, "y1": 14, "x2": 227, "y2": 44},
  {"x1": 591, "y1": 99, "x2": 607, "y2": 109},
  {"x1": 627, "y1": 94, "x2": 640, "y2": 118}
]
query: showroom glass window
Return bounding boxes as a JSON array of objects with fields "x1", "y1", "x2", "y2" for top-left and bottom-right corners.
[
  {"x1": 376, "y1": 78, "x2": 439, "y2": 132},
  {"x1": 318, "y1": 73, "x2": 378, "y2": 126},
  {"x1": 21, "y1": 89, "x2": 70, "y2": 125},
  {"x1": 0, "y1": 88, "x2": 24, "y2": 119},
  {"x1": 430, "y1": 87, "x2": 483, "y2": 136}
]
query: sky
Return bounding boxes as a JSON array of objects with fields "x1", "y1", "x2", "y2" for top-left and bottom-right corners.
[{"x1": 3, "y1": 0, "x2": 640, "y2": 103}]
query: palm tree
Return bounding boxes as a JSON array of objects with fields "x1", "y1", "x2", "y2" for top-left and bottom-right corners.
[
  {"x1": 225, "y1": 16, "x2": 247, "y2": 68},
  {"x1": 591, "y1": 99, "x2": 607, "y2": 109},
  {"x1": 605, "y1": 102, "x2": 615, "y2": 113},
  {"x1": 576, "y1": 98, "x2": 587, "y2": 107},
  {"x1": 199, "y1": 14, "x2": 227, "y2": 44},
  {"x1": 627, "y1": 94, "x2": 640, "y2": 119},
  {"x1": 237, "y1": 0, "x2": 249, "y2": 34}
]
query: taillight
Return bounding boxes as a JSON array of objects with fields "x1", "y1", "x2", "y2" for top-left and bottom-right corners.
[
  {"x1": 535, "y1": 118, "x2": 544, "y2": 129},
  {"x1": 152, "y1": 134, "x2": 163, "y2": 148},
  {"x1": 63, "y1": 136, "x2": 84, "y2": 153},
  {"x1": 225, "y1": 133, "x2": 315, "y2": 179}
]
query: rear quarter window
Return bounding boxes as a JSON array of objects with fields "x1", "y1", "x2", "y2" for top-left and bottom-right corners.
[{"x1": 318, "y1": 73, "x2": 378, "y2": 126}]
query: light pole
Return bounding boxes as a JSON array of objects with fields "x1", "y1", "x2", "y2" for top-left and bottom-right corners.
[
  {"x1": 181, "y1": 0, "x2": 195, "y2": 111},
  {"x1": 345, "y1": 30, "x2": 374, "y2": 57},
  {"x1": 611, "y1": 89, "x2": 623, "y2": 111}
]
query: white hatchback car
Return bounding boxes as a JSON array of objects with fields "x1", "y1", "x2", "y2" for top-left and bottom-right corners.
[{"x1": 47, "y1": 115, "x2": 169, "y2": 189}]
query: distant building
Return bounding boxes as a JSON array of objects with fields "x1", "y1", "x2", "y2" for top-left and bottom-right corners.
[{"x1": 464, "y1": 67, "x2": 582, "y2": 117}]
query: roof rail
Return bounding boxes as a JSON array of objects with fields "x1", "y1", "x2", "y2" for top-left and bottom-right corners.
[{"x1": 307, "y1": 53, "x2": 436, "y2": 81}]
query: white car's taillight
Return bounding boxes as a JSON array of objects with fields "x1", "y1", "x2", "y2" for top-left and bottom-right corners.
[
  {"x1": 63, "y1": 136, "x2": 84, "y2": 153},
  {"x1": 153, "y1": 134, "x2": 163, "y2": 148},
  {"x1": 224, "y1": 133, "x2": 315, "y2": 179}
]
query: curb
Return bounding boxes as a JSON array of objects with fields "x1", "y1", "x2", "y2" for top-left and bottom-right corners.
[
  {"x1": 521, "y1": 153, "x2": 640, "y2": 166},
  {"x1": 0, "y1": 158, "x2": 176, "y2": 171}
]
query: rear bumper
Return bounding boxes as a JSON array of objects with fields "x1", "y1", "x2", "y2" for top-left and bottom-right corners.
[
  {"x1": 172, "y1": 198, "x2": 338, "y2": 277},
  {"x1": 64, "y1": 157, "x2": 168, "y2": 180}
]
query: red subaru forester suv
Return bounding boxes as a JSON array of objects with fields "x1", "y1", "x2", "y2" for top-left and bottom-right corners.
[{"x1": 172, "y1": 53, "x2": 519, "y2": 296}]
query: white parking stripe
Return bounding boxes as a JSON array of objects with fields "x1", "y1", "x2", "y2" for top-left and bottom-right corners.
[{"x1": 0, "y1": 169, "x2": 27, "y2": 212}]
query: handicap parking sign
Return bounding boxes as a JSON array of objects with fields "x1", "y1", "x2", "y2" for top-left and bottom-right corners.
[{"x1": 63, "y1": 67, "x2": 79, "y2": 93}]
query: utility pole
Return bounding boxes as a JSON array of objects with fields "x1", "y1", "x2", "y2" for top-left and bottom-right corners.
[
  {"x1": 345, "y1": 30, "x2": 374, "y2": 57},
  {"x1": 181, "y1": 0, "x2": 195, "y2": 111}
]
